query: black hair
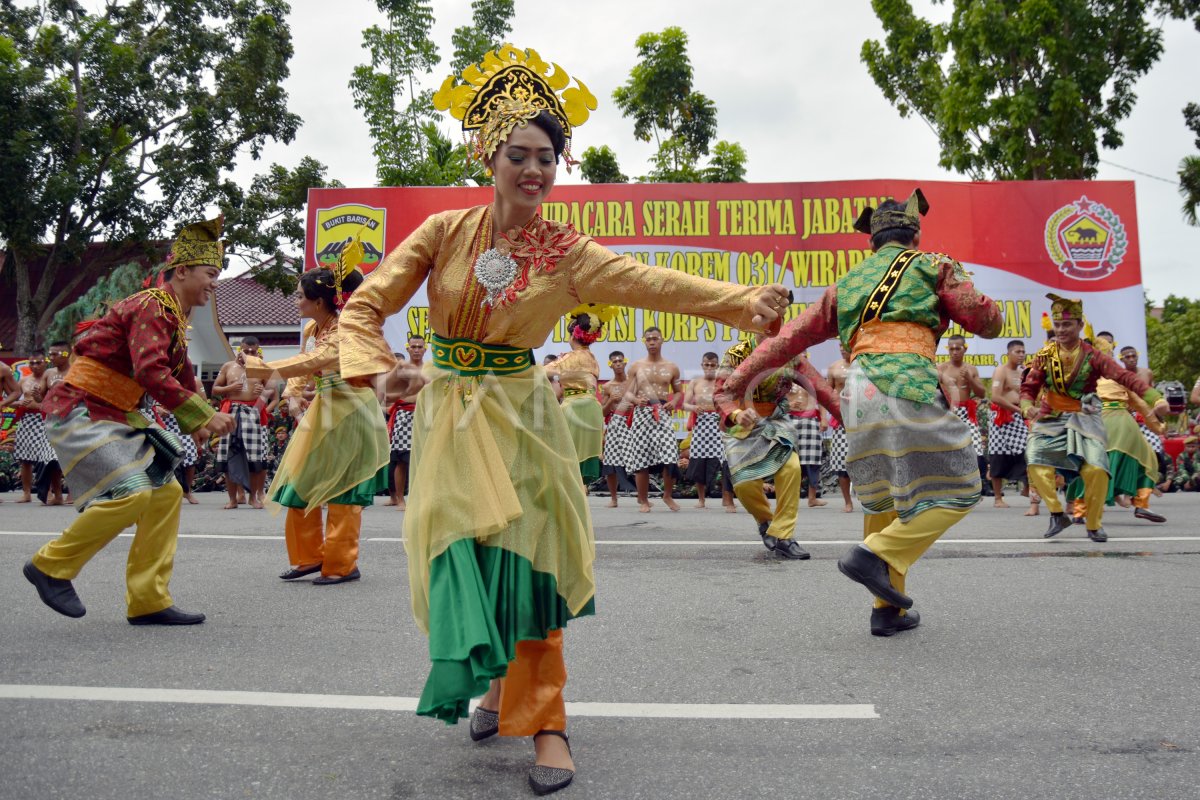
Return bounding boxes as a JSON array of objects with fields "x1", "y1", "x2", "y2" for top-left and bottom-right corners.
[
  {"x1": 644, "y1": 326, "x2": 663, "y2": 337},
  {"x1": 300, "y1": 267, "x2": 364, "y2": 312},
  {"x1": 1120, "y1": 345, "x2": 1137, "y2": 354},
  {"x1": 948, "y1": 334, "x2": 966, "y2": 344},
  {"x1": 1096, "y1": 330, "x2": 1114, "y2": 340},
  {"x1": 567, "y1": 313, "x2": 592, "y2": 337},
  {"x1": 702, "y1": 352, "x2": 719, "y2": 361},
  {"x1": 869, "y1": 199, "x2": 918, "y2": 251},
  {"x1": 1006, "y1": 340, "x2": 1025, "y2": 351},
  {"x1": 408, "y1": 334, "x2": 426, "y2": 342},
  {"x1": 543, "y1": 354, "x2": 559, "y2": 365},
  {"x1": 241, "y1": 336, "x2": 260, "y2": 348},
  {"x1": 528, "y1": 110, "x2": 566, "y2": 160},
  {"x1": 609, "y1": 350, "x2": 625, "y2": 360}
]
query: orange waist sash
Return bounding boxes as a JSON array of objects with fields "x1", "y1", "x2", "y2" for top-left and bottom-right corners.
[
  {"x1": 1045, "y1": 391, "x2": 1083, "y2": 413},
  {"x1": 63, "y1": 355, "x2": 144, "y2": 411},
  {"x1": 850, "y1": 321, "x2": 937, "y2": 361}
]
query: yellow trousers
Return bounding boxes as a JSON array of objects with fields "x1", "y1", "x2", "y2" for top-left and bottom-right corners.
[
  {"x1": 284, "y1": 504, "x2": 362, "y2": 577},
  {"x1": 863, "y1": 506, "x2": 971, "y2": 609},
  {"x1": 32, "y1": 481, "x2": 183, "y2": 617},
  {"x1": 1029, "y1": 463, "x2": 1107, "y2": 530},
  {"x1": 734, "y1": 452, "x2": 801, "y2": 541}
]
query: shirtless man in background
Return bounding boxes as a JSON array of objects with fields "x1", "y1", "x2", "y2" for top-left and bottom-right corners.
[
  {"x1": 826, "y1": 345, "x2": 854, "y2": 512},
  {"x1": 988, "y1": 340, "x2": 1028, "y2": 508},
  {"x1": 212, "y1": 338, "x2": 275, "y2": 509},
  {"x1": 624, "y1": 328, "x2": 681, "y2": 512},
  {"x1": 938, "y1": 334, "x2": 989, "y2": 492},
  {"x1": 682, "y1": 352, "x2": 735, "y2": 511},
  {"x1": 786, "y1": 369, "x2": 826, "y2": 508},
  {"x1": 599, "y1": 351, "x2": 633, "y2": 507},
  {"x1": 3, "y1": 353, "x2": 53, "y2": 503},
  {"x1": 382, "y1": 335, "x2": 428, "y2": 511}
]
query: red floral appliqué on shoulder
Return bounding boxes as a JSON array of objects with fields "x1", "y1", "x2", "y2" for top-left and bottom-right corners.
[{"x1": 494, "y1": 218, "x2": 582, "y2": 307}]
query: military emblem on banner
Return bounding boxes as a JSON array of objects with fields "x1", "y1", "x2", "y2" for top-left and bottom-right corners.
[
  {"x1": 1043, "y1": 195, "x2": 1127, "y2": 281},
  {"x1": 313, "y1": 204, "x2": 386, "y2": 275}
]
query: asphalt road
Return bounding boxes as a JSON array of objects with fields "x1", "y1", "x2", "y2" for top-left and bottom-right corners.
[{"x1": 2, "y1": 489, "x2": 1198, "y2": 799}]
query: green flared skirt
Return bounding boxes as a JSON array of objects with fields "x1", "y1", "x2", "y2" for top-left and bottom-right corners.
[{"x1": 417, "y1": 539, "x2": 595, "y2": 723}]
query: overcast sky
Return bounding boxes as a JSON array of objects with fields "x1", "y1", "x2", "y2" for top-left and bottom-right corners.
[{"x1": 231, "y1": 0, "x2": 1200, "y2": 303}]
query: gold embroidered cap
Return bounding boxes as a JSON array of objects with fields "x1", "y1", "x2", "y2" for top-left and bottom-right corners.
[
  {"x1": 168, "y1": 216, "x2": 225, "y2": 270},
  {"x1": 433, "y1": 45, "x2": 597, "y2": 171},
  {"x1": 1047, "y1": 293, "x2": 1084, "y2": 322},
  {"x1": 853, "y1": 189, "x2": 929, "y2": 236}
]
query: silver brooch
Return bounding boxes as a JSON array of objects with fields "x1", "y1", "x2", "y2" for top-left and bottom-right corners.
[{"x1": 473, "y1": 247, "x2": 519, "y2": 308}]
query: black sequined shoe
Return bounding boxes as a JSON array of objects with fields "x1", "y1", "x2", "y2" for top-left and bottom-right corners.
[
  {"x1": 529, "y1": 730, "x2": 574, "y2": 796},
  {"x1": 469, "y1": 706, "x2": 499, "y2": 742}
]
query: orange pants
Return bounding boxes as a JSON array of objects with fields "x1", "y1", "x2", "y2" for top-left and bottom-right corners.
[
  {"x1": 284, "y1": 504, "x2": 361, "y2": 577},
  {"x1": 497, "y1": 629, "x2": 567, "y2": 737}
]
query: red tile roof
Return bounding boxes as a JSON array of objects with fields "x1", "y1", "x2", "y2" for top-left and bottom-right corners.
[{"x1": 214, "y1": 274, "x2": 300, "y2": 327}]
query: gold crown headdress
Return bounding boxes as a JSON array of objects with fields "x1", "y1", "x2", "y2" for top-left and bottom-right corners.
[
  {"x1": 167, "y1": 216, "x2": 226, "y2": 270},
  {"x1": 1047, "y1": 292, "x2": 1084, "y2": 323},
  {"x1": 433, "y1": 45, "x2": 597, "y2": 172}
]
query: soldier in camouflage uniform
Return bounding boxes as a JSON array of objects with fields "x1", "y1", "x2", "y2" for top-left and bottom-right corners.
[{"x1": 1168, "y1": 436, "x2": 1200, "y2": 492}]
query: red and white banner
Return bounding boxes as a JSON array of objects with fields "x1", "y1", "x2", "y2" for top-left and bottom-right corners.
[{"x1": 306, "y1": 180, "x2": 1143, "y2": 379}]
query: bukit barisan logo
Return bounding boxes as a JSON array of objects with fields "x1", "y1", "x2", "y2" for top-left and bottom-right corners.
[
  {"x1": 1044, "y1": 195, "x2": 1127, "y2": 281},
  {"x1": 313, "y1": 204, "x2": 386, "y2": 275}
]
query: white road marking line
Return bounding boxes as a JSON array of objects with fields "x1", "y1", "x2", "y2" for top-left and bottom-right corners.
[
  {"x1": 1, "y1": 530, "x2": 1198, "y2": 545},
  {"x1": 0, "y1": 684, "x2": 878, "y2": 720}
]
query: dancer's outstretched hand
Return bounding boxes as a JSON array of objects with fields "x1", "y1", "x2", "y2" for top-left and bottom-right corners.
[{"x1": 749, "y1": 285, "x2": 792, "y2": 333}]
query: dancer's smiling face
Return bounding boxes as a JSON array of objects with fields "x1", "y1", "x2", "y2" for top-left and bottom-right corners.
[{"x1": 490, "y1": 123, "x2": 558, "y2": 216}]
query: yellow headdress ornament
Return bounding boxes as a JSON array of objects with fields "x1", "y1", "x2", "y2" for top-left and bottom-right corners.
[
  {"x1": 168, "y1": 216, "x2": 225, "y2": 270},
  {"x1": 333, "y1": 226, "x2": 366, "y2": 308},
  {"x1": 565, "y1": 302, "x2": 618, "y2": 343},
  {"x1": 1047, "y1": 293, "x2": 1084, "y2": 322},
  {"x1": 433, "y1": 45, "x2": 597, "y2": 172}
]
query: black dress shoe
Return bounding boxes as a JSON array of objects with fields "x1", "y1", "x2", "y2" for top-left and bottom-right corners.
[
  {"x1": 1087, "y1": 527, "x2": 1108, "y2": 543},
  {"x1": 837, "y1": 546, "x2": 913, "y2": 609},
  {"x1": 1133, "y1": 507, "x2": 1166, "y2": 523},
  {"x1": 128, "y1": 606, "x2": 206, "y2": 625},
  {"x1": 1044, "y1": 512, "x2": 1073, "y2": 538},
  {"x1": 529, "y1": 730, "x2": 574, "y2": 796},
  {"x1": 756, "y1": 520, "x2": 778, "y2": 551},
  {"x1": 773, "y1": 539, "x2": 811, "y2": 560},
  {"x1": 312, "y1": 567, "x2": 361, "y2": 585},
  {"x1": 23, "y1": 561, "x2": 86, "y2": 618},
  {"x1": 870, "y1": 607, "x2": 921, "y2": 636},
  {"x1": 279, "y1": 564, "x2": 322, "y2": 580},
  {"x1": 469, "y1": 706, "x2": 499, "y2": 741}
]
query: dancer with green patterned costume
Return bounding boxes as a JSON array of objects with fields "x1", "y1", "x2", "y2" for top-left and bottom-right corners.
[{"x1": 721, "y1": 189, "x2": 1005, "y2": 636}]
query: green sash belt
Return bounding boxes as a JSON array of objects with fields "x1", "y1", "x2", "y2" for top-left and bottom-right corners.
[
  {"x1": 430, "y1": 333, "x2": 534, "y2": 377},
  {"x1": 314, "y1": 373, "x2": 346, "y2": 392},
  {"x1": 563, "y1": 387, "x2": 590, "y2": 398}
]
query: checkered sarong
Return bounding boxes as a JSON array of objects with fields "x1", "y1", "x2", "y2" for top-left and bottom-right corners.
[
  {"x1": 215, "y1": 403, "x2": 268, "y2": 471},
  {"x1": 988, "y1": 418, "x2": 1027, "y2": 456},
  {"x1": 827, "y1": 424, "x2": 849, "y2": 472},
  {"x1": 954, "y1": 406, "x2": 984, "y2": 456},
  {"x1": 1139, "y1": 422, "x2": 1164, "y2": 454},
  {"x1": 602, "y1": 412, "x2": 631, "y2": 466},
  {"x1": 390, "y1": 409, "x2": 414, "y2": 453},
  {"x1": 625, "y1": 404, "x2": 679, "y2": 472},
  {"x1": 790, "y1": 415, "x2": 823, "y2": 465},
  {"x1": 14, "y1": 413, "x2": 56, "y2": 464},
  {"x1": 690, "y1": 412, "x2": 724, "y2": 459},
  {"x1": 152, "y1": 410, "x2": 197, "y2": 467}
]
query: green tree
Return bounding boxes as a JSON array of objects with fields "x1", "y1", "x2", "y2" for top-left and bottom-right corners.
[
  {"x1": 580, "y1": 145, "x2": 629, "y2": 184},
  {"x1": 352, "y1": 0, "x2": 511, "y2": 188},
  {"x1": 862, "y1": 1, "x2": 1191, "y2": 180},
  {"x1": 612, "y1": 27, "x2": 742, "y2": 183},
  {"x1": 1180, "y1": 103, "x2": 1200, "y2": 225},
  {"x1": 1146, "y1": 295, "x2": 1200, "y2": 383},
  {"x1": 223, "y1": 157, "x2": 344, "y2": 294},
  {"x1": 450, "y1": 0, "x2": 515, "y2": 73},
  {"x1": 349, "y1": 0, "x2": 440, "y2": 187},
  {"x1": 0, "y1": 0, "x2": 304, "y2": 354},
  {"x1": 704, "y1": 141, "x2": 748, "y2": 183}
]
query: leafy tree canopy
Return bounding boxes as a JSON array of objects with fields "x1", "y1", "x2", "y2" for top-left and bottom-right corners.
[
  {"x1": 862, "y1": 0, "x2": 1195, "y2": 180},
  {"x1": 0, "y1": 0, "x2": 312, "y2": 353},
  {"x1": 1147, "y1": 294, "x2": 1200, "y2": 384}
]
